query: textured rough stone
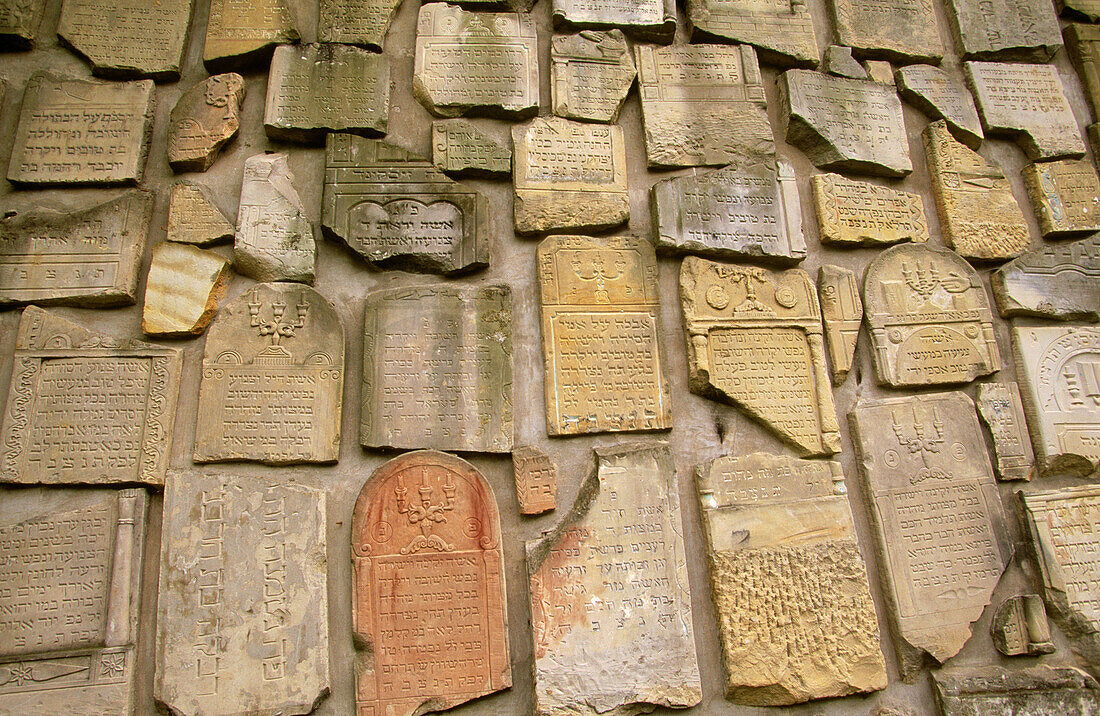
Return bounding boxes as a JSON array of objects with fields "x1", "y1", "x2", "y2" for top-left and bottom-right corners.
[
  {"x1": 264, "y1": 43, "x2": 389, "y2": 144},
  {"x1": 696, "y1": 453, "x2": 886, "y2": 705},
  {"x1": 850, "y1": 391, "x2": 1012, "y2": 681},
  {"x1": 944, "y1": 0, "x2": 1062, "y2": 61},
  {"x1": 513, "y1": 445, "x2": 555, "y2": 515},
  {"x1": 1065, "y1": 24, "x2": 1100, "y2": 124},
  {"x1": 141, "y1": 242, "x2": 231, "y2": 338},
  {"x1": 0, "y1": 307, "x2": 181, "y2": 486},
  {"x1": 934, "y1": 667, "x2": 1100, "y2": 715},
  {"x1": 991, "y1": 595, "x2": 1055, "y2": 656},
  {"x1": 976, "y1": 382, "x2": 1036, "y2": 482},
  {"x1": 528, "y1": 444, "x2": 702, "y2": 716},
  {"x1": 167, "y1": 73, "x2": 245, "y2": 172},
  {"x1": 824, "y1": 45, "x2": 869, "y2": 79},
  {"x1": 0, "y1": 190, "x2": 150, "y2": 308},
  {"x1": 203, "y1": 0, "x2": 298, "y2": 72},
  {"x1": 0, "y1": 0, "x2": 46, "y2": 50},
  {"x1": 352, "y1": 451, "x2": 511, "y2": 716},
  {"x1": 156, "y1": 472, "x2": 329, "y2": 716},
  {"x1": 681, "y1": 257, "x2": 841, "y2": 456},
  {"x1": 686, "y1": 0, "x2": 819, "y2": 69},
  {"x1": 361, "y1": 284, "x2": 512, "y2": 453},
  {"x1": 1023, "y1": 160, "x2": 1100, "y2": 238},
  {"x1": 829, "y1": 0, "x2": 941, "y2": 63},
  {"x1": 318, "y1": 0, "x2": 399, "y2": 49},
  {"x1": 991, "y1": 236, "x2": 1100, "y2": 321},
  {"x1": 432, "y1": 119, "x2": 511, "y2": 178},
  {"x1": 864, "y1": 60, "x2": 894, "y2": 85},
  {"x1": 322, "y1": 134, "x2": 489, "y2": 275},
  {"x1": 923, "y1": 120, "x2": 1030, "y2": 261},
  {"x1": 811, "y1": 173, "x2": 929, "y2": 247},
  {"x1": 551, "y1": 30, "x2": 635, "y2": 123},
  {"x1": 818, "y1": 265, "x2": 863, "y2": 384},
  {"x1": 779, "y1": 70, "x2": 912, "y2": 177},
  {"x1": 514, "y1": 118, "x2": 628, "y2": 234},
  {"x1": 551, "y1": 0, "x2": 676, "y2": 43},
  {"x1": 235, "y1": 152, "x2": 315, "y2": 283},
  {"x1": 57, "y1": 0, "x2": 191, "y2": 80},
  {"x1": 1062, "y1": 0, "x2": 1100, "y2": 21},
  {"x1": 895, "y1": 64, "x2": 983, "y2": 149},
  {"x1": 194, "y1": 283, "x2": 344, "y2": 465},
  {"x1": 166, "y1": 181, "x2": 235, "y2": 246}
]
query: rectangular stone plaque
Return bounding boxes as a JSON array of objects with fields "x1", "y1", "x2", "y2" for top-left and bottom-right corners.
[
  {"x1": 235, "y1": 152, "x2": 315, "y2": 283},
  {"x1": 944, "y1": 0, "x2": 1062, "y2": 61},
  {"x1": 431, "y1": 119, "x2": 511, "y2": 178},
  {"x1": 935, "y1": 667, "x2": 1100, "y2": 715},
  {"x1": 686, "y1": 0, "x2": 819, "y2": 68},
  {"x1": 992, "y1": 236, "x2": 1100, "y2": 322},
  {"x1": 1023, "y1": 160, "x2": 1100, "y2": 238},
  {"x1": 829, "y1": 0, "x2": 942, "y2": 63},
  {"x1": 513, "y1": 445, "x2": 555, "y2": 515},
  {"x1": 203, "y1": 0, "x2": 298, "y2": 72},
  {"x1": 977, "y1": 382, "x2": 1036, "y2": 482},
  {"x1": 811, "y1": 173, "x2": 929, "y2": 247},
  {"x1": 318, "y1": 0, "x2": 399, "y2": 50},
  {"x1": 550, "y1": 30, "x2": 635, "y2": 123},
  {"x1": 551, "y1": 0, "x2": 676, "y2": 43},
  {"x1": 57, "y1": 0, "x2": 193, "y2": 81}
]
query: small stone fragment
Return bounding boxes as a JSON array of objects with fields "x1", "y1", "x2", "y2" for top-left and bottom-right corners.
[
  {"x1": 811, "y1": 173, "x2": 929, "y2": 247},
  {"x1": 895, "y1": 64, "x2": 983, "y2": 149},
  {"x1": 432, "y1": 119, "x2": 511, "y2": 178},
  {"x1": 1022, "y1": 160, "x2": 1100, "y2": 238},
  {"x1": 1065, "y1": 24, "x2": 1100, "y2": 124},
  {"x1": 235, "y1": 152, "x2": 315, "y2": 284},
  {"x1": 818, "y1": 265, "x2": 863, "y2": 384},
  {"x1": 0, "y1": 0, "x2": 46, "y2": 50},
  {"x1": 167, "y1": 72, "x2": 246, "y2": 172},
  {"x1": 318, "y1": 0, "x2": 399, "y2": 49},
  {"x1": 551, "y1": 29, "x2": 636, "y2": 123},
  {"x1": 934, "y1": 667, "x2": 1100, "y2": 715},
  {"x1": 1061, "y1": 0, "x2": 1100, "y2": 21},
  {"x1": 944, "y1": 0, "x2": 1062, "y2": 61},
  {"x1": 551, "y1": 0, "x2": 676, "y2": 43},
  {"x1": 991, "y1": 595, "x2": 1055, "y2": 656},
  {"x1": 686, "y1": 0, "x2": 819, "y2": 69},
  {"x1": 991, "y1": 236, "x2": 1100, "y2": 321},
  {"x1": 828, "y1": 0, "x2": 942, "y2": 63},
  {"x1": 203, "y1": 0, "x2": 298, "y2": 72},
  {"x1": 57, "y1": 0, "x2": 192, "y2": 81},
  {"x1": 512, "y1": 445, "x2": 556, "y2": 515},
  {"x1": 824, "y1": 45, "x2": 869, "y2": 80},
  {"x1": 142, "y1": 243, "x2": 231, "y2": 338},
  {"x1": 166, "y1": 182, "x2": 235, "y2": 246},
  {"x1": 864, "y1": 60, "x2": 894, "y2": 85},
  {"x1": 976, "y1": 382, "x2": 1036, "y2": 482}
]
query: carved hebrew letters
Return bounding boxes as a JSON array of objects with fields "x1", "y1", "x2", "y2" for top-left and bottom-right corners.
[
  {"x1": 976, "y1": 382, "x2": 1036, "y2": 481},
  {"x1": 811, "y1": 173, "x2": 929, "y2": 247},
  {"x1": 57, "y1": 0, "x2": 192, "y2": 80},
  {"x1": 992, "y1": 236, "x2": 1100, "y2": 321}
]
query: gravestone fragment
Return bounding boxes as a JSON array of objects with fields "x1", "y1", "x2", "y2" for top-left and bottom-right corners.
[
  {"x1": 323, "y1": 134, "x2": 489, "y2": 275},
  {"x1": 864, "y1": 60, "x2": 894, "y2": 85},
  {"x1": 1061, "y1": 0, "x2": 1100, "y2": 21},
  {"x1": 823, "y1": 45, "x2": 869, "y2": 80},
  {"x1": 0, "y1": 0, "x2": 46, "y2": 49},
  {"x1": 811, "y1": 173, "x2": 929, "y2": 247},
  {"x1": 991, "y1": 595, "x2": 1055, "y2": 656},
  {"x1": 551, "y1": 30, "x2": 636, "y2": 123},
  {"x1": 166, "y1": 182, "x2": 235, "y2": 246},
  {"x1": 828, "y1": 0, "x2": 942, "y2": 63},
  {"x1": 318, "y1": 0, "x2": 399, "y2": 50},
  {"x1": 57, "y1": 0, "x2": 192, "y2": 81},
  {"x1": 850, "y1": 392, "x2": 1012, "y2": 681},
  {"x1": 944, "y1": 0, "x2": 1062, "y2": 61},
  {"x1": 352, "y1": 451, "x2": 510, "y2": 716},
  {"x1": 156, "y1": 472, "x2": 329, "y2": 716},
  {"x1": 895, "y1": 64, "x2": 983, "y2": 149},
  {"x1": 551, "y1": 0, "x2": 676, "y2": 43},
  {"x1": 432, "y1": 119, "x2": 511, "y2": 178},
  {"x1": 235, "y1": 152, "x2": 315, "y2": 283},
  {"x1": 819, "y1": 265, "x2": 863, "y2": 383},
  {"x1": 513, "y1": 445, "x2": 556, "y2": 515},
  {"x1": 167, "y1": 73, "x2": 246, "y2": 172},
  {"x1": 194, "y1": 283, "x2": 344, "y2": 465},
  {"x1": 1066, "y1": 24, "x2": 1100, "y2": 122},
  {"x1": 203, "y1": 0, "x2": 298, "y2": 72},
  {"x1": 528, "y1": 444, "x2": 702, "y2": 715},
  {"x1": 142, "y1": 242, "x2": 231, "y2": 338},
  {"x1": 991, "y1": 236, "x2": 1100, "y2": 321},
  {"x1": 934, "y1": 667, "x2": 1100, "y2": 715},
  {"x1": 1023, "y1": 160, "x2": 1100, "y2": 238},
  {"x1": 0, "y1": 190, "x2": 150, "y2": 308},
  {"x1": 976, "y1": 382, "x2": 1035, "y2": 482},
  {"x1": 685, "y1": 0, "x2": 819, "y2": 69},
  {"x1": 0, "y1": 307, "x2": 181, "y2": 485}
]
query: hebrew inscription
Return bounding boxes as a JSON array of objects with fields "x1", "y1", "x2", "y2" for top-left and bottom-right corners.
[
  {"x1": 432, "y1": 119, "x2": 511, "y2": 178},
  {"x1": 203, "y1": 0, "x2": 298, "y2": 72},
  {"x1": 235, "y1": 152, "x2": 315, "y2": 283},
  {"x1": 829, "y1": 0, "x2": 942, "y2": 63},
  {"x1": 57, "y1": 0, "x2": 192, "y2": 81},
  {"x1": 513, "y1": 446, "x2": 555, "y2": 515},
  {"x1": 167, "y1": 73, "x2": 246, "y2": 172},
  {"x1": 551, "y1": 0, "x2": 676, "y2": 43},
  {"x1": 166, "y1": 182, "x2": 235, "y2": 246},
  {"x1": 944, "y1": 0, "x2": 1062, "y2": 61},
  {"x1": 935, "y1": 667, "x2": 1100, "y2": 715},
  {"x1": 976, "y1": 382, "x2": 1036, "y2": 482},
  {"x1": 896, "y1": 64, "x2": 983, "y2": 149},
  {"x1": 550, "y1": 30, "x2": 636, "y2": 124},
  {"x1": 318, "y1": 0, "x2": 400, "y2": 50},
  {"x1": 991, "y1": 595, "x2": 1055, "y2": 656},
  {"x1": 811, "y1": 173, "x2": 929, "y2": 247},
  {"x1": 686, "y1": 0, "x2": 819, "y2": 69},
  {"x1": 1022, "y1": 160, "x2": 1100, "y2": 238},
  {"x1": 992, "y1": 236, "x2": 1100, "y2": 322}
]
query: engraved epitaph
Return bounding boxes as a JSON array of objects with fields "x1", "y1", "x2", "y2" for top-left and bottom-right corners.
[
  {"x1": 235, "y1": 152, "x2": 315, "y2": 284},
  {"x1": 828, "y1": 0, "x2": 942, "y2": 63},
  {"x1": 686, "y1": 0, "x2": 819, "y2": 69},
  {"x1": 513, "y1": 446, "x2": 556, "y2": 515},
  {"x1": 811, "y1": 173, "x2": 929, "y2": 247},
  {"x1": 976, "y1": 382, "x2": 1036, "y2": 482},
  {"x1": 167, "y1": 73, "x2": 246, "y2": 173},
  {"x1": 57, "y1": 0, "x2": 193, "y2": 81},
  {"x1": 318, "y1": 0, "x2": 400, "y2": 50},
  {"x1": 991, "y1": 595, "x2": 1055, "y2": 656},
  {"x1": 550, "y1": 30, "x2": 636, "y2": 124},
  {"x1": 432, "y1": 119, "x2": 511, "y2": 178},
  {"x1": 818, "y1": 264, "x2": 863, "y2": 384},
  {"x1": 166, "y1": 182, "x2": 235, "y2": 246},
  {"x1": 551, "y1": 0, "x2": 676, "y2": 43},
  {"x1": 896, "y1": 64, "x2": 984, "y2": 149},
  {"x1": 1022, "y1": 160, "x2": 1100, "y2": 238},
  {"x1": 203, "y1": 0, "x2": 298, "y2": 72},
  {"x1": 991, "y1": 236, "x2": 1100, "y2": 321},
  {"x1": 944, "y1": 0, "x2": 1062, "y2": 61}
]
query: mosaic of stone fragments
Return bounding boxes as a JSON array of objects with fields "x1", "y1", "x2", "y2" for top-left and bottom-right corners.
[
  {"x1": 811, "y1": 173, "x2": 929, "y2": 247},
  {"x1": 992, "y1": 236, "x2": 1100, "y2": 322},
  {"x1": 57, "y1": 0, "x2": 192, "y2": 81}
]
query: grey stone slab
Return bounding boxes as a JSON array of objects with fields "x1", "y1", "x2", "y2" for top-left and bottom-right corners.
[
  {"x1": 686, "y1": 0, "x2": 819, "y2": 69},
  {"x1": 551, "y1": 30, "x2": 636, "y2": 124},
  {"x1": 1023, "y1": 160, "x2": 1100, "y2": 238},
  {"x1": 934, "y1": 667, "x2": 1100, "y2": 715},
  {"x1": 168, "y1": 73, "x2": 246, "y2": 172},
  {"x1": 991, "y1": 235, "x2": 1100, "y2": 321},
  {"x1": 0, "y1": 0, "x2": 46, "y2": 50},
  {"x1": 235, "y1": 152, "x2": 315, "y2": 284},
  {"x1": 166, "y1": 181, "x2": 235, "y2": 246},
  {"x1": 431, "y1": 119, "x2": 511, "y2": 178},
  {"x1": 551, "y1": 0, "x2": 675, "y2": 43},
  {"x1": 896, "y1": 64, "x2": 983, "y2": 149},
  {"x1": 57, "y1": 0, "x2": 192, "y2": 81},
  {"x1": 1061, "y1": 0, "x2": 1100, "y2": 21},
  {"x1": 944, "y1": 0, "x2": 1061, "y2": 61},
  {"x1": 976, "y1": 381, "x2": 1036, "y2": 482},
  {"x1": 824, "y1": 45, "x2": 869, "y2": 79},
  {"x1": 141, "y1": 242, "x2": 231, "y2": 338},
  {"x1": 991, "y1": 595, "x2": 1054, "y2": 657},
  {"x1": 811, "y1": 172, "x2": 930, "y2": 247},
  {"x1": 318, "y1": 0, "x2": 399, "y2": 50},
  {"x1": 828, "y1": 0, "x2": 942, "y2": 63},
  {"x1": 203, "y1": 0, "x2": 298, "y2": 72},
  {"x1": 819, "y1": 264, "x2": 863, "y2": 384}
]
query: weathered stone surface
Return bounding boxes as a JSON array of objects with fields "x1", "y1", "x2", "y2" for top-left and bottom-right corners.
[
  {"x1": 695, "y1": 453, "x2": 886, "y2": 705},
  {"x1": 779, "y1": 70, "x2": 912, "y2": 178},
  {"x1": 156, "y1": 472, "x2": 329, "y2": 716},
  {"x1": 991, "y1": 595, "x2": 1055, "y2": 656},
  {"x1": 528, "y1": 444, "x2": 702, "y2": 716},
  {"x1": 934, "y1": 666, "x2": 1100, "y2": 715},
  {"x1": 551, "y1": 30, "x2": 636, "y2": 123},
  {"x1": 57, "y1": 0, "x2": 191, "y2": 81},
  {"x1": 1062, "y1": 0, "x2": 1100, "y2": 21},
  {"x1": 863, "y1": 243, "x2": 1001, "y2": 387},
  {"x1": 235, "y1": 152, "x2": 315, "y2": 283},
  {"x1": 992, "y1": 236, "x2": 1100, "y2": 321},
  {"x1": 895, "y1": 64, "x2": 983, "y2": 149},
  {"x1": 413, "y1": 4, "x2": 538, "y2": 119},
  {"x1": 203, "y1": 0, "x2": 298, "y2": 72},
  {"x1": 264, "y1": 43, "x2": 389, "y2": 144},
  {"x1": 318, "y1": 0, "x2": 398, "y2": 50},
  {"x1": 352, "y1": 451, "x2": 510, "y2": 716},
  {"x1": 166, "y1": 181, "x2": 235, "y2": 246},
  {"x1": 824, "y1": 45, "x2": 869, "y2": 80},
  {"x1": 828, "y1": 0, "x2": 942, "y2": 63},
  {"x1": 635, "y1": 44, "x2": 775, "y2": 169},
  {"x1": 811, "y1": 173, "x2": 929, "y2": 247},
  {"x1": 653, "y1": 161, "x2": 806, "y2": 263},
  {"x1": 322, "y1": 134, "x2": 489, "y2": 275},
  {"x1": 686, "y1": 0, "x2": 819, "y2": 69},
  {"x1": 850, "y1": 391, "x2": 1012, "y2": 681},
  {"x1": 432, "y1": 119, "x2": 511, "y2": 178},
  {"x1": 864, "y1": 60, "x2": 894, "y2": 85},
  {"x1": 513, "y1": 445, "x2": 555, "y2": 515},
  {"x1": 0, "y1": 307, "x2": 181, "y2": 486},
  {"x1": 514, "y1": 118, "x2": 628, "y2": 234},
  {"x1": 976, "y1": 382, "x2": 1036, "y2": 482},
  {"x1": 965, "y1": 61, "x2": 1085, "y2": 162},
  {"x1": 0, "y1": 0, "x2": 46, "y2": 50},
  {"x1": 0, "y1": 489, "x2": 147, "y2": 713},
  {"x1": 0, "y1": 190, "x2": 150, "y2": 308},
  {"x1": 819, "y1": 265, "x2": 862, "y2": 383},
  {"x1": 194, "y1": 283, "x2": 344, "y2": 465},
  {"x1": 944, "y1": 0, "x2": 1062, "y2": 61},
  {"x1": 8, "y1": 73, "x2": 154, "y2": 186},
  {"x1": 1023, "y1": 160, "x2": 1100, "y2": 238},
  {"x1": 551, "y1": 0, "x2": 676, "y2": 44},
  {"x1": 923, "y1": 120, "x2": 1030, "y2": 261},
  {"x1": 167, "y1": 73, "x2": 245, "y2": 172},
  {"x1": 1065, "y1": 24, "x2": 1100, "y2": 124},
  {"x1": 538, "y1": 234, "x2": 671, "y2": 436},
  {"x1": 361, "y1": 284, "x2": 512, "y2": 453},
  {"x1": 681, "y1": 257, "x2": 840, "y2": 456},
  {"x1": 1013, "y1": 326, "x2": 1100, "y2": 476},
  {"x1": 142, "y1": 242, "x2": 231, "y2": 338}
]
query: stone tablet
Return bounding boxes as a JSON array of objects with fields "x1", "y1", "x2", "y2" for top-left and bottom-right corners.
[
  {"x1": 156, "y1": 472, "x2": 329, "y2": 716},
  {"x1": 991, "y1": 236, "x2": 1100, "y2": 322},
  {"x1": 318, "y1": 0, "x2": 399, "y2": 50},
  {"x1": 934, "y1": 667, "x2": 1100, "y2": 715},
  {"x1": 166, "y1": 182, "x2": 235, "y2": 246},
  {"x1": 551, "y1": 30, "x2": 636, "y2": 123},
  {"x1": 265, "y1": 43, "x2": 390, "y2": 144},
  {"x1": 8, "y1": 73, "x2": 154, "y2": 186},
  {"x1": 1062, "y1": 0, "x2": 1100, "y2": 21},
  {"x1": 635, "y1": 44, "x2": 774, "y2": 169},
  {"x1": 167, "y1": 73, "x2": 246, "y2": 172},
  {"x1": 203, "y1": 0, "x2": 298, "y2": 72},
  {"x1": 528, "y1": 444, "x2": 702, "y2": 715},
  {"x1": 976, "y1": 382, "x2": 1036, "y2": 482},
  {"x1": 811, "y1": 173, "x2": 929, "y2": 247},
  {"x1": 685, "y1": 0, "x2": 819, "y2": 69},
  {"x1": 991, "y1": 595, "x2": 1055, "y2": 656},
  {"x1": 1013, "y1": 326, "x2": 1100, "y2": 476},
  {"x1": 361, "y1": 284, "x2": 512, "y2": 453},
  {"x1": 551, "y1": 0, "x2": 675, "y2": 43},
  {"x1": 895, "y1": 64, "x2": 983, "y2": 149},
  {"x1": 965, "y1": 62, "x2": 1085, "y2": 162},
  {"x1": 696, "y1": 453, "x2": 886, "y2": 705},
  {"x1": 513, "y1": 118, "x2": 629, "y2": 234},
  {"x1": 0, "y1": 307, "x2": 181, "y2": 486},
  {"x1": 0, "y1": 489, "x2": 147, "y2": 713},
  {"x1": 142, "y1": 242, "x2": 231, "y2": 338},
  {"x1": 779, "y1": 70, "x2": 911, "y2": 178},
  {"x1": 849, "y1": 392, "x2": 1012, "y2": 681},
  {"x1": 863, "y1": 243, "x2": 1001, "y2": 387},
  {"x1": 823, "y1": 45, "x2": 869, "y2": 80},
  {"x1": 944, "y1": 0, "x2": 1061, "y2": 61},
  {"x1": 513, "y1": 445, "x2": 555, "y2": 515},
  {"x1": 413, "y1": 4, "x2": 538, "y2": 119},
  {"x1": 235, "y1": 152, "x2": 315, "y2": 283},
  {"x1": 1066, "y1": 24, "x2": 1100, "y2": 122},
  {"x1": 432, "y1": 119, "x2": 511, "y2": 178},
  {"x1": 0, "y1": 190, "x2": 150, "y2": 308},
  {"x1": 352, "y1": 451, "x2": 510, "y2": 716},
  {"x1": 537, "y1": 234, "x2": 671, "y2": 436},
  {"x1": 322, "y1": 134, "x2": 489, "y2": 275},
  {"x1": 1023, "y1": 160, "x2": 1100, "y2": 238},
  {"x1": 0, "y1": 0, "x2": 46, "y2": 49},
  {"x1": 194, "y1": 283, "x2": 344, "y2": 465},
  {"x1": 819, "y1": 265, "x2": 863, "y2": 384},
  {"x1": 57, "y1": 0, "x2": 192, "y2": 81},
  {"x1": 923, "y1": 120, "x2": 1030, "y2": 261},
  {"x1": 681, "y1": 257, "x2": 841, "y2": 456},
  {"x1": 828, "y1": 0, "x2": 942, "y2": 63},
  {"x1": 864, "y1": 60, "x2": 894, "y2": 85},
  {"x1": 652, "y1": 160, "x2": 806, "y2": 263}
]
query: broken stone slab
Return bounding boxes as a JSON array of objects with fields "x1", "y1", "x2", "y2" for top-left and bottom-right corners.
[
  {"x1": 57, "y1": 0, "x2": 192, "y2": 81},
  {"x1": 265, "y1": 43, "x2": 389, "y2": 144},
  {"x1": 686, "y1": 0, "x2": 819, "y2": 69},
  {"x1": 322, "y1": 133, "x2": 489, "y2": 275},
  {"x1": 528, "y1": 443, "x2": 702, "y2": 716},
  {"x1": 156, "y1": 472, "x2": 329, "y2": 716},
  {"x1": 235, "y1": 152, "x2": 315, "y2": 284},
  {"x1": 944, "y1": 0, "x2": 1062, "y2": 61},
  {"x1": 829, "y1": 0, "x2": 942, "y2": 63},
  {"x1": 895, "y1": 64, "x2": 983, "y2": 149},
  {"x1": 991, "y1": 235, "x2": 1100, "y2": 322},
  {"x1": 551, "y1": 29, "x2": 636, "y2": 124},
  {"x1": 436, "y1": 0, "x2": 536, "y2": 9},
  {"x1": 166, "y1": 181, "x2": 236, "y2": 246},
  {"x1": 991, "y1": 595, "x2": 1055, "y2": 656},
  {"x1": 819, "y1": 265, "x2": 863, "y2": 384},
  {"x1": 318, "y1": 0, "x2": 399, "y2": 50},
  {"x1": 1023, "y1": 160, "x2": 1100, "y2": 239},
  {"x1": 167, "y1": 72, "x2": 246, "y2": 172},
  {"x1": 976, "y1": 382, "x2": 1036, "y2": 482},
  {"x1": 431, "y1": 119, "x2": 511, "y2": 178},
  {"x1": 0, "y1": 0, "x2": 46, "y2": 50},
  {"x1": 513, "y1": 445, "x2": 556, "y2": 515},
  {"x1": 680, "y1": 257, "x2": 841, "y2": 456},
  {"x1": 779, "y1": 70, "x2": 912, "y2": 178},
  {"x1": 934, "y1": 666, "x2": 1100, "y2": 715},
  {"x1": 864, "y1": 60, "x2": 894, "y2": 85},
  {"x1": 142, "y1": 242, "x2": 231, "y2": 338},
  {"x1": 0, "y1": 190, "x2": 151, "y2": 308},
  {"x1": 811, "y1": 173, "x2": 930, "y2": 247},
  {"x1": 1061, "y1": 0, "x2": 1100, "y2": 21},
  {"x1": 1065, "y1": 25, "x2": 1100, "y2": 124},
  {"x1": 550, "y1": 0, "x2": 676, "y2": 44},
  {"x1": 824, "y1": 45, "x2": 867, "y2": 79},
  {"x1": 203, "y1": 0, "x2": 299, "y2": 72}
]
